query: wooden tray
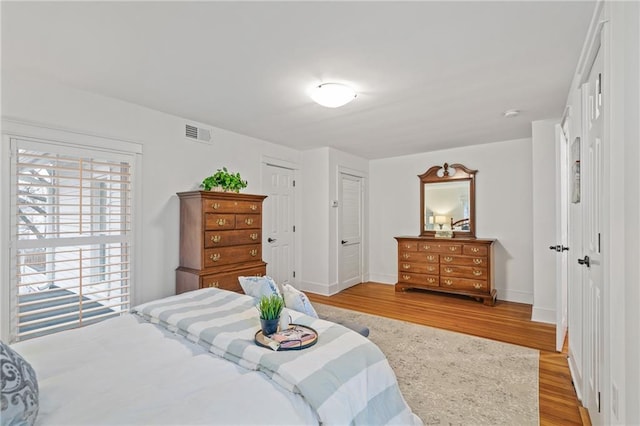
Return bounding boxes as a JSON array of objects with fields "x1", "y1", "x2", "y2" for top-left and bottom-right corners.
[{"x1": 254, "y1": 324, "x2": 318, "y2": 351}]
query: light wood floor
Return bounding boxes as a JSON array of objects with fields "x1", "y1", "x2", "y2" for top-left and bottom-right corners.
[{"x1": 307, "y1": 282, "x2": 588, "y2": 426}]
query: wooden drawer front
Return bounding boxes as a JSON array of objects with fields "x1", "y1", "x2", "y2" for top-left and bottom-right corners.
[
  {"x1": 204, "y1": 245, "x2": 262, "y2": 268},
  {"x1": 440, "y1": 277, "x2": 488, "y2": 292},
  {"x1": 440, "y1": 255, "x2": 487, "y2": 267},
  {"x1": 205, "y1": 230, "x2": 261, "y2": 248},
  {"x1": 463, "y1": 245, "x2": 488, "y2": 256},
  {"x1": 235, "y1": 214, "x2": 261, "y2": 229},
  {"x1": 203, "y1": 200, "x2": 262, "y2": 214},
  {"x1": 200, "y1": 266, "x2": 266, "y2": 292},
  {"x1": 440, "y1": 265, "x2": 487, "y2": 279},
  {"x1": 418, "y1": 242, "x2": 462, "y2": 254},
  {"x1": 398, "y1": 241, "x2": 418, "y2": 251},
  {"x1": 205, "y1": 213, "x2": 236, "y2": 230},
  {"x1": 399, "y1": 251, "x2": 420, "y2": 261},
  {"x1": 399, "y1": 272, "x2": 439, "y2": 287},
  {"x1": 399, "y1": 261, "x2": 439, "y2": 274}
]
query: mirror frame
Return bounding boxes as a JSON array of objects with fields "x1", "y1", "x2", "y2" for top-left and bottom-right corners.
[{"x1": 419, "y1": 162, "x2": 477, "y2": 238}]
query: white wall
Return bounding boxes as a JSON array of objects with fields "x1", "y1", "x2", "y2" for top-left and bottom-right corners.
[
  {"x1": 369, "y1": 138, "x2": 534, "y2": 304},
  {"x1": 531, "y1": 119, "x2": 560, "y2": 323},
  {"x1": 608, "y1": 1, "x2": 640, "y2": 423},
  {"x1": 1, "y1": 73, "x2": 303, "y2": 308}
]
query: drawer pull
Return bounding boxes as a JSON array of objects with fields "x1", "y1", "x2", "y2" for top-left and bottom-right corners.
[
  {"x1": 473, "y1": 258, "x2": 483, "y2": 265},
  {"x1": 473, "y1": 283, "x2": 483, "y2": 289},
  {"x1": 211, "y1": 202, "x2": 221, "y2": 210},
  {"x1": 470, "y1": 247, "x2": 480, "y2": 253},
  {"x1": 443, "y1": 279, "x2": 453, "y2": 286},
  {"x1": 423, "y1": 245, "x2": 431, "y2": 250},
  {"x1": 245, "y1": 218, "x2": 254, "y2": 225},
  {"x1": 443, "y1": 256, "x2": 453, "y2": 263},
  {"x1": 427, "y1": 266, "x2": 436, "y2": 272},
  {"x1": 250, "y1": 249, "x2": 258, "y2": 257},
  {"x1": 210, "y1": 235, "x2": 221, "y2": 243},
  {"x1": 402, "y1": 263, "x2": 411, "y2": 269},
  {"x1": 209, "y1": 253, "x2": 221, "y2": 262},
  {"x1": 405, "y1": 244, "x2": 412, "y2": 249},
  {"x1": 427, "y1": 255, "x2": 436, "y2": 261},
  {"x1": 473, "y1": 270, "x2": 483, "y2": 276},
  {"x1": 250, "y1": 204, "x2": 258, "y2": 211},
  {"x1": 427, "y1": 277, "x2": 436, "y2": 284},
  {"x1": 402, "y1": 253, "x2": 411, "y2": 259},
  {"x1": 216, "y1": 218, "x2": 226, "y2": 226},
  {"x1": 449, "y1": 246, "x2": 458, "y2": 252},
  {"x1": 207, "y1": 281, "x2": 219, "y2": 288},
  {"x1": 250, "y1": 233, "x2": 258, "y2": 241},
  {"x1": 444, "y1": 267, "x2": 453, "y2": 273},
  {"x1": 402, "y1": 274, "x2": 411, "y2": 281}
]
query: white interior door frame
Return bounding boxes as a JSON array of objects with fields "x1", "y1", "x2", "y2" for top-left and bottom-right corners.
[
  {"x1": 261, "y1": 156, "x2": 298, "y2": 287},
  {"x1": 337, "y1": 166, "x2": 366, "y2": 291}
]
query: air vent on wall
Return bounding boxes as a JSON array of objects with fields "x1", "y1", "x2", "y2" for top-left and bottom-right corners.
[{"x1": 185, "y1": 124, "x2": 212, "y2": 142}]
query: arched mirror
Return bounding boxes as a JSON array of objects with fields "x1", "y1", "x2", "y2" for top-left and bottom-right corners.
[{"x1": 419, "y1": 163, "x2": 476, "y2": 238}]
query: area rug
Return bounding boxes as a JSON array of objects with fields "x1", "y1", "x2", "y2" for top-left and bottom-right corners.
[{"x1": 314, "y1": 303, "x2": 539, "y2": 426}]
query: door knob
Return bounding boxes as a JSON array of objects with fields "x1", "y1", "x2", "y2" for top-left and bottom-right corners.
[
  {"x1": 341, "y1": 240, "x2": 348, "y2": 244},
  {"x1": 267, "y1": 238, "x2": 276, "y2": 243},
  {"x1": 577, "y1": 255, "x2": 591, "y2": 267}
]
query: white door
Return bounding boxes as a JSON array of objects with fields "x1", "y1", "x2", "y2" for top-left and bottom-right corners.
[
  {"x1": 581, "y1": 44, "x2": 605, "y2": 424},
  {"x1": 554, "y1": 122, "x2": 570, "y2": 352},
  {"x1": 262, "y1": 164, "x2": 295, "y2": 287},
  {"x1": 338, "y1": 173, "x2": 363, "y2": 289},
  {"x1": 567, "y1": 134, "x2": 585, "y2": 401}
]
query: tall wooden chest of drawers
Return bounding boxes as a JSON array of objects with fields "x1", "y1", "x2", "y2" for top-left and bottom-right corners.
[
  {"x1": 395, "y1": 236, "x2": 496, "y2": 305},
  {"x1": 176, "y1": 191, "x2": 267, "y2": 294}
]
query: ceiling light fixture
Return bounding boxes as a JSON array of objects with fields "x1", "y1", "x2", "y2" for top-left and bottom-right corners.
[
  {"x1": 310, "y1": 83, "x2": 357, "y2": 108},
  {"x1": 503, "y1": 109, "x2": 520, "y2": 118}
]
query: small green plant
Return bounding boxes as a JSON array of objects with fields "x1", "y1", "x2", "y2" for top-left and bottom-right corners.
[
  {"x1": 256, "y1": 294, "x2": 284, "y2": 320},
  {"x1": 200, "y1": 167, "x2": 248, "y2": 192}
]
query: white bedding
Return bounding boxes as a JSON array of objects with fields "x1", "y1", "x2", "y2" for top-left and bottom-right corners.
[{"x1": 12, "y1": 314, "x2": 318, "y2": 425}]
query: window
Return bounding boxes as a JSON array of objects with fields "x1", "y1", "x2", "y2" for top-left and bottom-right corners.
[{"x1": 10, "y1": 137, "x2": 136, "y2": 341}]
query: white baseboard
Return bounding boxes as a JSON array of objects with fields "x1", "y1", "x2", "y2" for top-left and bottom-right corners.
[
  {"x1": 531, "y1": 306, "x2": 556, "y2": 324},
  {"x1": 368, "y1": 273, "x2": 396, "y2": 284},
  {"x1": 298, "y1": 280, "x2": 339, "y2": 296},
  {"x1": 497, "y1": 288, "x2": 533, "y2": 304}
]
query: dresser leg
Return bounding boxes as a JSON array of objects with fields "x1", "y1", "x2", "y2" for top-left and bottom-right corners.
[{"x1": 483, "y1": 290, "x2": 497, "y2": 306}]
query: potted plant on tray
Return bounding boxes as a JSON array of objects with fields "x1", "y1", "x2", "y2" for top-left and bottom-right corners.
[
  {"x1": 200, "y1": 167, "x2": 248, "y2": 193},
  {"x1": 256, "y1": 294, "x2": 284, "y2": 335}
]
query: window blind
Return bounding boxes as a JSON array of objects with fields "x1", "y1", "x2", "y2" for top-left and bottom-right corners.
[{"x1": 12, "y1": 139, "x2": 133, "y2": 341}]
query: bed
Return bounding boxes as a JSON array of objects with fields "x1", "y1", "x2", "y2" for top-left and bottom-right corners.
[{"x1": 7, "y1": 288, "x2": 422, "y2": 425}]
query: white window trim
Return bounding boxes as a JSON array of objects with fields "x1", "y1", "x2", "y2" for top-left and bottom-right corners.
[{"x1": 1, "y1": 117, "x2": 143, "y2": 342}]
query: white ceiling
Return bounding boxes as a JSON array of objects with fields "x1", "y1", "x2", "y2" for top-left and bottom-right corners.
[{"x1": 1, "y1": 1, "x2": 595, "y2": 159}]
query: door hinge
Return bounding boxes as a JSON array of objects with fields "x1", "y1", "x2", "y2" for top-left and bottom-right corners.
[
  {"x1": 292, "y1": 271, "x2": 296, "y2": 278},
  {"x1": 293, "y1": 225, "x2": 296, "y2": 232},
  {"x1": 598, "y1": 391, "x2": 601, "y2": 412},
  {"x1": 598, "y1": 233, "x2": 601, "y2": 253},
  {"x1": 292, "y1": 180, "x2": 296, "y2": 187}
]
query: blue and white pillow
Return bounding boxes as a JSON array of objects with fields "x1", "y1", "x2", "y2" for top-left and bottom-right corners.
[
  {"x1": 238, "y1": 276, "x2": 282, "y2": 299},
  {"x1": 1, "y1": 340, "x2": 39, "y2": 426},
  {"x1": 283, "y1": 284, "x2": 318, "y2": 318}
]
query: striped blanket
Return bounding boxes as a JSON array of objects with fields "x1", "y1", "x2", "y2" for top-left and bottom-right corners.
[{"x1": 133, "y1": 288, "x2": 422, "y2": 426}]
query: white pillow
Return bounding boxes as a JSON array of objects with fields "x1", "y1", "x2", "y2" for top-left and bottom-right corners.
[
  {"x1": 238, "y1": 276, "x2": 281, "y2": 299},
  {"x1": 283, "y1": 284, "x2": 318, "y2": 318}
]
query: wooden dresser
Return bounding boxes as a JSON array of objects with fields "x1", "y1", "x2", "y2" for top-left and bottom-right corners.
[
  {"x1": 395, "y1": 236, "x2": 496, "y2": 305},
  {"x1": 176, "y1": 191, "x2": 267, "y2": 294}
]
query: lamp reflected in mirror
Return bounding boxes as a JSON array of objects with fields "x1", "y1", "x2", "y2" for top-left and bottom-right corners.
[{"x1": 434, "y1": 215, "x2": 447, "y2": 229}]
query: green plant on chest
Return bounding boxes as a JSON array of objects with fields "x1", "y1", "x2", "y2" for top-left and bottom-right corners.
[{"x1": 200, "y1": 167, "x2": 248, "y2": 192}]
